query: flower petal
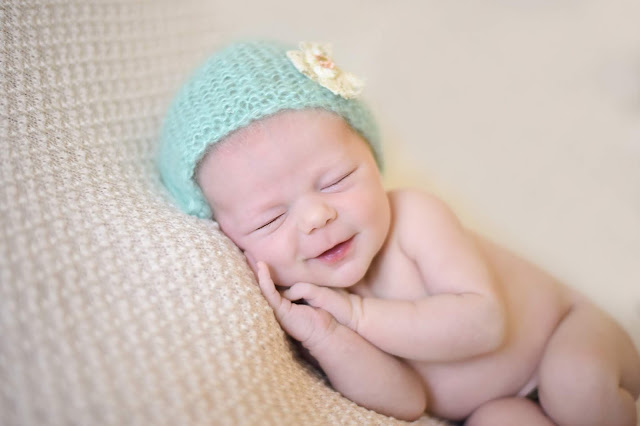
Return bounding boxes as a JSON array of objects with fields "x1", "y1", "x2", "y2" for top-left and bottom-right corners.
[{"x1": 287, "y1": 42, "x2": 364, "y2": 99}]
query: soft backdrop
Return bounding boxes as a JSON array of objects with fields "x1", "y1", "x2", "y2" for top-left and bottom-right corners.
[{"x1": 2, "y1": 0, "x2": 638, "y2": 424}]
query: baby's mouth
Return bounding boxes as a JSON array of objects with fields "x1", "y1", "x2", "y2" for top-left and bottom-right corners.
[{"x1": 314, "y1": 237, "x2": 354, "y2": 264}]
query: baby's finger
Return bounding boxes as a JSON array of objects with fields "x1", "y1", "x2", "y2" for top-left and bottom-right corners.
[
  {"x1": 285, "y1": 282, "x2": 334, "y2": 310},
  {"x1": 256, "y1": 262, "x2": 281, "y2": 307},
  {"x1": 256, "y1": 262, "x2": 304, "y2": 335},
  {"x1": 283, "y1": 282, "x2": 316, "y2": 302}
]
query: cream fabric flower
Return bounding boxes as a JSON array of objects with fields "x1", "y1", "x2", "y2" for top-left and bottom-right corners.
[{"x1": 287, "y1": 42, "x2": 364, "y2": 99}]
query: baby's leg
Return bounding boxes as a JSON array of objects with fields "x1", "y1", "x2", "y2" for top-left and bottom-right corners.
[
  {"x1": 465, "y1": 397, "x2": 554, "y2": 426},
  {"x1": 537, "y1": 297, "x2": 640, "y2": 426}
]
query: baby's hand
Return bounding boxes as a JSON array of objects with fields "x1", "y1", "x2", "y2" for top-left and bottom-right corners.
[
  {"x1": 284, "y1": 282, "x2": 362, "y2": 332},
  {"x1": 256, "y1": 262, "x2": 337, "y2": 348}
]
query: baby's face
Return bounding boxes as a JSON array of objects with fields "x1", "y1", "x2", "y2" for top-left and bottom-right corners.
[{"x1": 197, "y1": 109, "x2": 391, "y2": 288}]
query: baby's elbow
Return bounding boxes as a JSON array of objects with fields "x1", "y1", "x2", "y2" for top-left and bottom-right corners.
[
  {"x1": 395, "y1": 407, "x2": 426, "y2": 422},
  {"x1": 483, "y1": 299, "x2": 508, "y2": 353},
  {"x1": 392, "y1": 391, "x2": 427, "y2": 422},
  {"x1": 407, "y1": 397, "x2": 428, "y2": 422},
  {"x1": 380, "y1": 374, "x2": 427, "y2": 421},
  {"x1": 472, "y1": 297, "x2": 507, "y2": 355}
]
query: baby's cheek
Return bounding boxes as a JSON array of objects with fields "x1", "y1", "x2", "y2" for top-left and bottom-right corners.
[
  {"x1": 267, "y1": 265, "x2": 297, "y2": 288},
  {"x1": 243, "y1": 245, "x2": 286, "y2": 283}
]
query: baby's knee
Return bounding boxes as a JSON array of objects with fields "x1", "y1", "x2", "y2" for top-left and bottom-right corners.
[
  {"x1": 620, "y1": 341, "x2": 640, "y2": 400},
  {"x1": 535, "y1": 307, "x2": 639, "y2": 423},
  {"x1": 465, "y1": 397, "x2": 553, "y2": 426},
  {"x1": 538, "y1": 345, "x2": 637, "y2": 425}
]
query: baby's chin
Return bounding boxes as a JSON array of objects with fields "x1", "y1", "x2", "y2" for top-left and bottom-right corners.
[
  {"x1": 325, "y1": 267, "x2": 368, "y2": 289},
  {"x1": 281, "y1": 265, "x2": 368, "y2": 289}
]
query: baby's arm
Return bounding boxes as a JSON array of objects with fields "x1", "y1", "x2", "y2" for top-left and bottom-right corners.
[
  {"x1": 287, "y1": 190, "x2": 507, "y2": 362},
  {"x1": 256, "y1": 262, "x2": 426, "y2": 421},
  {"x1": 285, "y1": 285, "x2": 504, "y2": 362}
]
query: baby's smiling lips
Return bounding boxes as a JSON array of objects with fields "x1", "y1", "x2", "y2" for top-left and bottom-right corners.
[{"x1": 314, "y1": 236, "x2": 354, "y2": 264}]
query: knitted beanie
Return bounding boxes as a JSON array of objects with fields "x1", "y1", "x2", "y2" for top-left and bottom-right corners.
[{"x1": 157, "y1": 40, "x2": 382, "y2": 219}]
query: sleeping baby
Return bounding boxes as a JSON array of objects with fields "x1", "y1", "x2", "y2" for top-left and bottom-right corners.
[{"x1": 158, "y1": 40, "x2": 640, "y2": 425}]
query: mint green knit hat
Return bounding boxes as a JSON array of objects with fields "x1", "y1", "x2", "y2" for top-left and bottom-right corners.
[{"x1": 158, "y1": 40, "x2": 381, "y2": 219}]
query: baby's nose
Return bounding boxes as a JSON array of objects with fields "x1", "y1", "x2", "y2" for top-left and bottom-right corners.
[{"x1": 297, "y1": 196, "x2": 337, "y2": 234}]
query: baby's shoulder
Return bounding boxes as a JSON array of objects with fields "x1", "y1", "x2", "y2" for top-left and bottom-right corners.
[
  {"x1": 385, "y1": 187, "x2": 466, "y2": 255},
  {"x1": 387, "y1": 188, "x2": 458, "y2": 224}
]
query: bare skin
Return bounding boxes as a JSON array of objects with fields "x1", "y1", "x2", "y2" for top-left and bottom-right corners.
[{"x1": 197, "y1": 109, "x2": 640, "y2": 424}]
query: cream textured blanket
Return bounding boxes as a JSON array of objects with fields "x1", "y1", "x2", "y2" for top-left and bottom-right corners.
[{"x1": 0, "y1": 1, "x2": 445, "y2": 425}]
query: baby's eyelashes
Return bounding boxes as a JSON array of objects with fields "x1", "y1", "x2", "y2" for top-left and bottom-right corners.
[
  {"x1": 255, "y1": 213, "x2": 285, "y2": 232},
  {"x1": 321, "y1": 168, "x2": 357, "y2": 191}
]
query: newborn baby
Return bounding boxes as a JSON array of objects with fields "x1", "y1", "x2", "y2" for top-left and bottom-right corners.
[{"x1": 159, "y1": 40, "x2": 640, "y2": 425}]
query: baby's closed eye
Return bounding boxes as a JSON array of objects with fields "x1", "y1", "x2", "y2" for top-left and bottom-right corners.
[
  {"x1": 321, "y1": 168, "x2": 357, "y2": 191},
  {"x1": 255, "y1": 213, "x2": 285, "y2": 231}
]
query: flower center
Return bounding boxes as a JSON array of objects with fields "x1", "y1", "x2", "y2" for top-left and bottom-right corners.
[{"x1": 315, "y1": 54, "x2": 335, "y2": 69}]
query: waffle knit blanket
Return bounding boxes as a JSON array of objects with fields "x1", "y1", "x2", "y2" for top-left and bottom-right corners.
[{"x1": 0, "y1": 1, "x2": 446, "y2": 424}]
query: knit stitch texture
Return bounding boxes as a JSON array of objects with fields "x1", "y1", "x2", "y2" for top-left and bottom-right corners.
[
  {"x1": 158, "y1": 40, "x2": 381, "y2": 219},
  {"x1": 0, "y1": 1, "x2": 445, "y2": 425}
]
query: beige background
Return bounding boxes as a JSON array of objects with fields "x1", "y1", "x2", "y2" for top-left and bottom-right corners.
[
  {"x1": 2, "y1": 1, "x2": 638, "y2": 423},
  {"x1": 210, "y1": 0, "x2": 640, "y2": 349}
]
